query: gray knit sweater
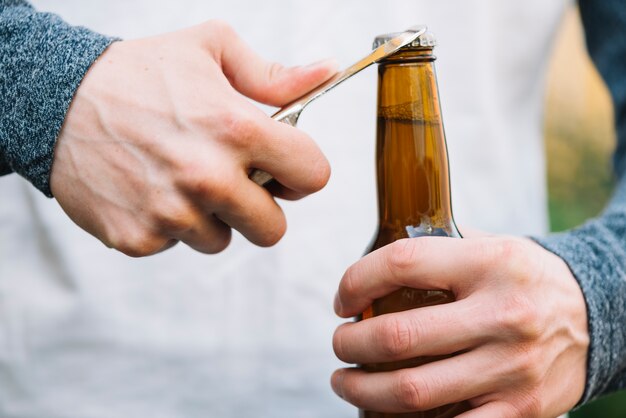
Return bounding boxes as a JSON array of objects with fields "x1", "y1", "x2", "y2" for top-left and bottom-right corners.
[
  {"x1": 0, "y1": 0, "x2": 114, "y2": 196},
  {"x1": 1, "y1": 0, "x2": 626, "y2": 408}
]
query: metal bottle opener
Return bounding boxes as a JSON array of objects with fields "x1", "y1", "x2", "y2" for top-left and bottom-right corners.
[{"x1": 249, "y1": 25, "x2": 428, "y2": 185}]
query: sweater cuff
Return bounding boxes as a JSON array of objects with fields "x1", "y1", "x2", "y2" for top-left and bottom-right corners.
[
  {"x1": 0, "y1": 5, "x2": 117, "y2": 196},
  {"x1": 534, "y1": 222, "x2": 626, "y2": 405}
]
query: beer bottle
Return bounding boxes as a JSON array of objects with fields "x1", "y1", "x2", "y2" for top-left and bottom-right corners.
[{"x1": 359, "y1": 30, "x2": 469, "y2": 418}]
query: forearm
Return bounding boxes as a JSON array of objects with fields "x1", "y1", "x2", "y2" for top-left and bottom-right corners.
[
  {"x1": 536, "y1": 0, "x2": 626, "y2": 404},
  {"x1": 536, "y1": 184, "x2": 626, "y2": 403},
  {"x1": 0, "y1": 0, "x2": 116, "y2": 196}
]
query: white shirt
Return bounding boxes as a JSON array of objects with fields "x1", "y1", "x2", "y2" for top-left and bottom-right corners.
[{"x1": 0, "y1": 1, "x2": 570, "y2": 417}]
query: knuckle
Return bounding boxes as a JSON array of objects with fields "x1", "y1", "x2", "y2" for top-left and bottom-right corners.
[
  {"x1": 151, "y1": 201, "x2": 195, "y2": 234},
  {"x1": 181, "y1": 168, "x2": 238, "y2": 207},
  {"x1": 305, "y1": 155, "x2": 331, "y2": 192},
  {"x1": 513, "y1": 346, "x2": 544, "y2": 385},
  {"x1": 204, "y1": 19, "x2": 234, "y2": 38},
  {"x1": 220, "y1": 109, "x2": 258, "y2": 149},
  {"x1": 113, "y1": 230, "x2": 167, "y2": 258},
  {"x1": 340, "y1": 266, "x2": 361, "y2": 302},
  {"x1": 466, "y1": 239, "x2": 495, "y2": 277},
  {"x1": 206, "y1": 236, "x2": 232, "y2": 254},
  {"x1": 187, "y1": 105, "x2": 252, "y2": 146},
  {"x1": 283, "y1": 133, "x2": 330, "y2": 194},
  {"x1": 387, "y1": 239, "x2": 420, "y2": 277},
  {"x1": 211, "y1": 180, "x2": 236, "y2": 206},
  {"x1": 184, "y1": 175, "x2": 214, "y2": 200},
  {"x1": 492, "y1": 238, "x2": 521, "y2": 260},
  {"x1": 332, "y1": 325, "x2": 349, "y2": 362},
  {"x1": 167, "y1": 144, "x2": 201, "y2": 173},
  {"x1": 266, "y1": 62, "x2": 286, "y2": 84},
  {"x1": 341, "y1": 377, "x2": 366, "y2": 407},
  {"x1": 255, "y1": 216, "x2": 286, "y2": 247},
  {"x1": 379, "y1": 317, "x2": 413, "y2": 359},
  {"x1": 212, "y1": 233, "x2": 232, "y2": 254},
  {"x1": 395, "y1": 372, "x2": 430, "y2": 411},
  {"x1": 196, "y1": 227, "x2": 233, "y2": 255},
  {"x1": 493, "y1": 239, "x2": 537, "y2": 276},
  {"x1": 176, "y1": 159, "x2": 212, "y2": 193},
  {"x1": 494, "y1": 293, "x2": 543, "y2": 341},
  {"x1": 514, "y1": 391, "x2": 542, "y2": 418},
  {"x1": 493, "y1": 237, "x2": 534, "y2": 260}
]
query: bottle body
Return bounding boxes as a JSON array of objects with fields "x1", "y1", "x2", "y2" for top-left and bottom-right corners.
[{"x1": 359, "y1": 47, "x2": 469, "y2": 418}]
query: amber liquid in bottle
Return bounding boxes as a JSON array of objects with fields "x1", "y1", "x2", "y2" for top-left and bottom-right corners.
[{"x1": 359, "y1": 47, "x2": 470, "y2": 418}]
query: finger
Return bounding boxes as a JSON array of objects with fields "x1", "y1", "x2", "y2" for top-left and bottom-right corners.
[
  {"x1": 209, "y1": 21, "x2": 338, "y2": 106},
  {"x1": 213, "y1": 171, "x2": 287, "y2": 247},
  {"x1": 335, "y1": 237, "x2": 512, "y2": 317},
  {"x1": 155, "y1": 239, "x2": 180, "y2": 254},
  {"x1": 264, "y1": 180, "x2": 308, "y2": 201},
  {"x1": 455, "y1": 401, "x2": 518, "y2": 418},
  {"x1": 174, "y1": 214, "x2": 233, "y2": 254},
  {"x1": 199, "y1": 94, "x2": 330, "y2": 197},
  {"x1": 331, "y1": 351, "x2": 497, "y2": 413},
  {"x1": 333, "y1": 298, "x2": 486, "y2": 364},
  {"x1": 245, "y1": 114, "x2": 331, "y2": 195},
  {"x1": 103, "y1": 219, "x2": 176, "y2": 258},
  {"x1": 143, "y1": 196, "x2": 233, "y2": 255}
]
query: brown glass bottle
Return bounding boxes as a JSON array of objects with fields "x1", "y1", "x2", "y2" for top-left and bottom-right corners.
[{"x1": 359, "y1": 31, "x2": 469, "y2": 418}]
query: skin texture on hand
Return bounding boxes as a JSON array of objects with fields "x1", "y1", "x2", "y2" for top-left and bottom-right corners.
[
  {"x1": 331, "y1": 232, "x2": 589, "y2": 418},
  {"x1": 49, "y1": 20, "x2": 337, "y2": 257}
]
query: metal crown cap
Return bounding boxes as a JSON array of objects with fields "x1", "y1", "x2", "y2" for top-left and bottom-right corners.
[{"x1": 373, "y1": 27, "x2": 436, "y2": 50}]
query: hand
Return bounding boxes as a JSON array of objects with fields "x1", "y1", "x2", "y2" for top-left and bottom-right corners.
[
  {"x1": 50, "y1": 20, "x2": 337, "y2": 257},
  {"x1": 331, "y1": 233, "x2": 589, "y2": 417}
]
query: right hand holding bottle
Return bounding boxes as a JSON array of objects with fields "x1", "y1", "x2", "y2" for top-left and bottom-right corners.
[
  {"x1": 332, "y1": 233, "x2": 589, "y2": 417},
  {"x1": 49, "y1": 20, "x2": 337, "y2": 257}
]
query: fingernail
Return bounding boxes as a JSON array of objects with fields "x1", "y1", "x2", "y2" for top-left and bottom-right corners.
[
  {"x1": 331, "y1": 370, "x2": 345, "y2": 398},
  {"x1": 333, "y1": 293, "x2": 343, "y2": 316}
]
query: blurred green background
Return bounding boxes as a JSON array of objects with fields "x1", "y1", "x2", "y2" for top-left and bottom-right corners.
[{"x1": 545, "y1": 5, "x2": 625, "y2": 417}]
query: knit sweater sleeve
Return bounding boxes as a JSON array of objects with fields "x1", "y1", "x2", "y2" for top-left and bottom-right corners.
[
  {"x1": 0, "y1": 0, "x2": 116, "y2": 196},
  {"x1": 534, "y1": 0, "x2": 626, "y2": 405}
]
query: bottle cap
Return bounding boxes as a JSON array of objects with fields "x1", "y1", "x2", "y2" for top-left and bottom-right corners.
[{"x1": 373, "y1": 27, "x2": 436, "y2": 50}]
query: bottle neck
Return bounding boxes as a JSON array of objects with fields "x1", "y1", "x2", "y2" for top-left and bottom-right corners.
[{"x1": 374, "y1": 48, "x2": 458, "y2": 242}]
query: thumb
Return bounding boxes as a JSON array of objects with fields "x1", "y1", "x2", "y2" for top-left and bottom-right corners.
[{"x1": 210, "y1": 21, "x2": 338, "y2": 106}]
